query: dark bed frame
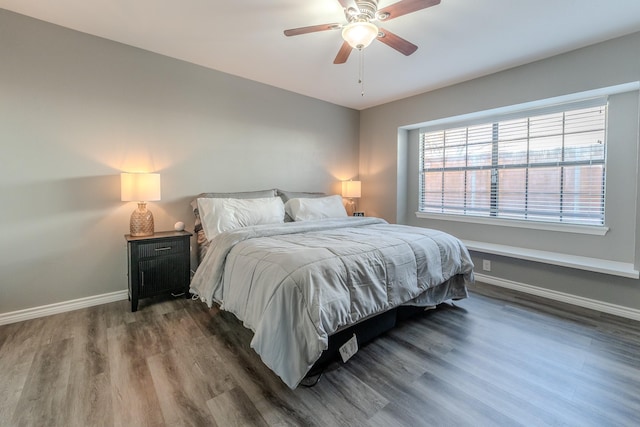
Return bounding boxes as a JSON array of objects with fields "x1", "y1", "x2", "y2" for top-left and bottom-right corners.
[{"x1": 307, "y1": 304, "x2": 430, "y2": 375}]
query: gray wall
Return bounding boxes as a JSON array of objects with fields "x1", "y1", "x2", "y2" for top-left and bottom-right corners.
[
  {"x1": 360, "y1": 32, "x2": 640, "y2": 310},
  {"x1": 0, "y1": 10, "x2": 359, "y2": 314}
]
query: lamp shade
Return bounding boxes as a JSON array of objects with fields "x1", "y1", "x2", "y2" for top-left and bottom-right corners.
[
  {"x1": 342, "y1": 180, "x2": 361, "y2": 198},
  {"x1": 121, "y1": 173, "x2": 161, "y2": 202},
  {"x1": 342, "y1": 21, "x2": 378, "y2": 49}
]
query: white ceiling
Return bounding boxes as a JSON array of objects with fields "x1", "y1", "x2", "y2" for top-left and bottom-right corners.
[{"x1": 2, "y1": 0, "x2": 640, "y2": 110}]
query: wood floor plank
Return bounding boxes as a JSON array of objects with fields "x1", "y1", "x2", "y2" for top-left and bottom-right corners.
[
  {"x1": 63, "y1": 307, "x2": 113, "y2": 426},
  {"x1": 159, "y1": 308, "x2": 237, "y2": 398},
  {"x1": 0, "y1": 359, "x2": 34, "y2": 424},
  {"x1": 206, "y1": 386, "x2": 269, "y2": 427},
  {"x1": 407, "y1": 341, "x2": 560, "y2": 426},
  {"x1": 0, "y1": 321, "x2": 17, "y2": 351},
  {"x1": 569, "y1": 376, "x2": 640, "y2": 426},
  {"x1": 408, "y1": 370, "x2": 521, "y2": 427},
  {"x1": 0, "y1": 317, "x2": 47, "y2": 361},
  {"x1": 0, "y1": 321, "x2": 39, "y2": 424},
  {"x1": 148, "y1": 349, "x2": 219, "y2": 426},
  {"x1": 463, "y1": 349, "x2": 614, "y2": 425},
  {"x1": 341, "y1": 342, "x2": 431, "y2": 419},
  {"x1": 65, "y1": 372, "x2": 113, "y2": 427},
  {"x1": 294, "y1": 364, "x2": 389, "y2": 426},
  {"x1": 102, "y1": 299, "x2": 138, "y2": 328},
  {"x1": 107, "y1": 321, "x2": 166, "y2": 427},
  {"x1": 11, "y1": 338, "x2": 73, "y2": 427}
]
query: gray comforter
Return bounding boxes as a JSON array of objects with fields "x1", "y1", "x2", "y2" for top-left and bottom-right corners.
[{"x1": 190, "y1": 217, "x2": 474, "y2": 388}]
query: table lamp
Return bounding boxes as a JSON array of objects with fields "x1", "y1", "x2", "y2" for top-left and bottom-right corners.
[
  {"x1": 342, "y1": 180, "x2": 361, "y2": 216},
  {"x1": 121, "y1": 172, "x2": 161, "y2": 236}
]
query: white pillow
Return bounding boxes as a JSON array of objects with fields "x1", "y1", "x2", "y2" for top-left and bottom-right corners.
[
  {"x1": 197, "y1": 197, "x2": 285, "y2": 240},
  {"x1": 285, "y1": 195, "x2": 348, "y2": 221}
]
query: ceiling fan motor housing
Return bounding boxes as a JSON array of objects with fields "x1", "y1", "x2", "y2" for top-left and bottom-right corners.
[{"x1": 348, "y1": 0, "x2": 378, "y2": 22}]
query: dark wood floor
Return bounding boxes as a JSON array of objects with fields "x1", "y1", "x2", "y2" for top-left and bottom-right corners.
[{"x1": 1, "y1": 282, "x2": 639, "y2": 426}]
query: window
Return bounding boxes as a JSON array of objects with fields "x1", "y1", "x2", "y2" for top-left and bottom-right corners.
[{"x1": 419, "y1": 100, "x2": 607, "y2": 226}]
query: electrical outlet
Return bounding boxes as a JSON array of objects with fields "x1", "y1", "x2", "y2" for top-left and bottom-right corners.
[{"x1": 482, "y1": 259, "x2": 491, "y2": 271}]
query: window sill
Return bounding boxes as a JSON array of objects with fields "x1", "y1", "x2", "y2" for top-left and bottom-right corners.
[
  {"x1": 462, "y1": 240, "x2": 639, "y2": 279},
  {"x1": 415, "y1": 212, "x2": 608, "y2": 236}
]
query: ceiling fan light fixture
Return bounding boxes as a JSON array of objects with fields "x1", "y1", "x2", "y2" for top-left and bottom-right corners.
[{"x1": 342, "y1": 21, "x2": 378, "y2": 49}]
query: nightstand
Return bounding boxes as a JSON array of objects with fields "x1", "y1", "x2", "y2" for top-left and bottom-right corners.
[{"x1": 125, "y1": 230, "x2": 192, "y2": 312}]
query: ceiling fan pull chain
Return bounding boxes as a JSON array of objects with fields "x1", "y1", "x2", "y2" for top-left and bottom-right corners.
[{"x1": 359, "y1": 48, "x2": 365, "y2": 96}]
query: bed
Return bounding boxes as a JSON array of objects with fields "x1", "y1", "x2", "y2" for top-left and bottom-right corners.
[{"x1": 189, "y1": 189, "x2": 474, "y2": 389}]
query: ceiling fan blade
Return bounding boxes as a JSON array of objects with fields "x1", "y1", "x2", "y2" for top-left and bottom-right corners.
[
  {"x1": 333, "y1": 41, "x2": 353, "y2": 64},
  {"x1": 377, "y1": 0, "x2": 441, "y2": 21},
  {"x1": 377, "y1": 28, "x2": 418, "y2": 56},
  {"x1": 284, "y1": 23, "x2": 341, "y2": 37}
]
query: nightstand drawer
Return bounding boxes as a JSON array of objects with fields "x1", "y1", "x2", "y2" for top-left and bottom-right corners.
[{"x1": 136, "y1": 238, "x2": 187, "y2": 258}]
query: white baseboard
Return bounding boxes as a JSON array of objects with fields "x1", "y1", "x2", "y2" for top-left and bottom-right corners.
[
  {"x1": 474, "y1": 272, "x2": 640, "y2": 322},
  {"x1": 0, "y1": 290, "x2": 129, "y2": 326}
]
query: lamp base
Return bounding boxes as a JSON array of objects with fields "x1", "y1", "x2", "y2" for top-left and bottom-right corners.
[
  {"x1": 346, "y1": 199, "x2": 356, "y2": 216},
  {"x1": 130, "y1": 202, "x2": 154, "y2": 237}
]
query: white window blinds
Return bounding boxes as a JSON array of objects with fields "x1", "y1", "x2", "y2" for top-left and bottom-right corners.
[{"x1": 419, "y1": 99, "x2": 608, "y2": 226}]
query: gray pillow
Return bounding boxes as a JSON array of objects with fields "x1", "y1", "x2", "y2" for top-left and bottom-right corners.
[{"x1": 276, "y1": 189, "x2": 326, "y2": 221}]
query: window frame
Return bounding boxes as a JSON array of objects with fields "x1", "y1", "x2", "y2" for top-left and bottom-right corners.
[{"x1": 416, "y1": 96, "x2": 610, "y2": 235}]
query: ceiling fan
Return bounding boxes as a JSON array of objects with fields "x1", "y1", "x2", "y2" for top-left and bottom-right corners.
[{"x1": 284, "y1": 0, "x2": 441, "y2": 64}]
